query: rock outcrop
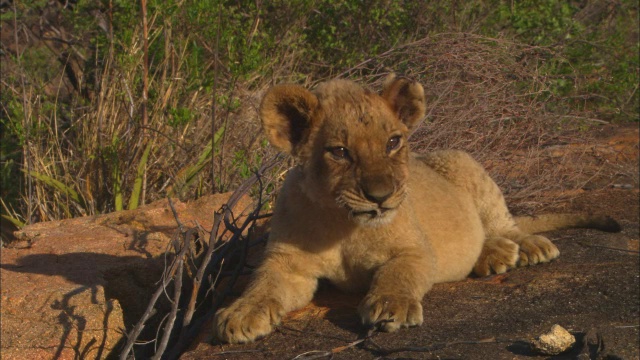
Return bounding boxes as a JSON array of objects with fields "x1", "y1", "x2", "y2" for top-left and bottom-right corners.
[{"x1": 1, "y1": 193, "x2": 250, "y2": 359}]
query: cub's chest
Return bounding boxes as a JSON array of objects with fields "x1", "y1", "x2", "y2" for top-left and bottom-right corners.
[{"x1": 322, "y1": 230, "x2": 407, "y2": 292}]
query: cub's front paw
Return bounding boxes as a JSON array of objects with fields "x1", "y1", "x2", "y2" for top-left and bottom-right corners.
[
  {"x1": 518, "y1": 234, "x2": 560, "y2": 266},
  {"x1": 358, "y1": 293, "x2": 423, "y2": 332},
  {"x1": 214, "y1": 298, "x2": 284, "y2": 344}
]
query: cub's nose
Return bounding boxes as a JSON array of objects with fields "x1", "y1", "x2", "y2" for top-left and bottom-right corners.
[
  {"x1": 363, "y1": 191, "x2": 392, "y2": 204},
  {"x1": 361, "y1": 177, "x2": 394, "y2": 205}
]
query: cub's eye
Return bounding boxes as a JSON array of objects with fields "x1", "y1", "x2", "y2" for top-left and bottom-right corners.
[
  {"x1": 327, "y1": 146, "x2": 349, "y2": 160},
  {"x1": 386, "y1": 136, "x2": 402, "y2": 153}
]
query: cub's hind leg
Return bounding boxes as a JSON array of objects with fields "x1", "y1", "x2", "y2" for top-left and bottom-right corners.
[
  {"x1": 419, "y1": 150, "x2": 559, "y2": 274},
  {"x1": 473, "y1": 236, "x2": 519, "y2": 277},
  {"x1": 509, "y1": 233, "x2": 559, "y2": 267}
]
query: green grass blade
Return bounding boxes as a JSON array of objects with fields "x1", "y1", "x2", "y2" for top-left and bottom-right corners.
[
  {"x1": 113, "y1": 167, "x2": 123, "y2": 211},
  {"x1": 25, "y1": 170, "x2": 83, "y2": 206},
  {"x1": 170, "y1": 125, "x2": 225, "y2": 196},
  {"x1": 1, "y1": 214, "x2": 25, "y2": 229},
  {"x1": 128, "y1": 142, "x2": 153, "y2": 210}
]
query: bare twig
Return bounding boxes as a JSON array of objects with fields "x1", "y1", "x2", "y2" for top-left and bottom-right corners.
[
  {"x1": 211, "y1": 3, "x2": 221, "y2": 193},
  {"x1": 140, "y1": 0, "x2": 150, "y2": 206},
  {"x1": 166, "y1": 197, "x2": 185, "y2": 232},
  {"x1": 165, "y1": 156, "x2": 283, "y2": 359},
  {"x1": 288, "y1": 320, "x2": 389, "y2": 359},
  {"x1": 371, "y1": 337, "x2": 497, "y2": 356},
  {"x1": 208, "y1": 349, "x2": 262, "y2": 357},
  {"x1": 13, "y1": 2, "x2": 33, "y2": 225},
  {"x1": 288, "y1": 319, "x2": 502, "y2": 359},
  {"x1": 151, "y1": 253, "x2": 184, "y2": 360},
  {"x1": 119, "y1": 221, "x2": 192, "y2": 359},
  {"x1": 577, "y1": 242, "x2": 640, "y2": 254},
  {"x1": 119, "y1": 154, "x2": 283, "y2": 359}
]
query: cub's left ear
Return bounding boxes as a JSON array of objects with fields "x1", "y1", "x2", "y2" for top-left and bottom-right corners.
[{"x1": 381, "y1": 75, "x2": 426, "y2": 129}]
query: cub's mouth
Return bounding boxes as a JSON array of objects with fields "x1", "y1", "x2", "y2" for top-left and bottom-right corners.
[
  {"x1": 342, "y1": 197, "x2": 404, "y2": 225},
  {"x1": 337, "y1": 188, "x2": 407, "y2": 226},
  {"x1": 352, "y1": 207, "x2": 391, "y2": 218},
  {"x1": 348, "y1": 206, "x2": 398, "y2": 225}
]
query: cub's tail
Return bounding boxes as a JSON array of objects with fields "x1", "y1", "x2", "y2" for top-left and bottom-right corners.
[{"x1": 515, "y1": 214, "x2": 621, "y2": 234}]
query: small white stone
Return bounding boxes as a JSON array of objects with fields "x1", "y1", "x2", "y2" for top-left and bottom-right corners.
[{"x1": 531, "y1": 324, "x2": 576, "y2": 355}]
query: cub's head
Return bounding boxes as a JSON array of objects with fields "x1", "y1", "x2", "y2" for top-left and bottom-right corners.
[{"x1": 260, "y1": 76, "x2": 426, "y2": 226}]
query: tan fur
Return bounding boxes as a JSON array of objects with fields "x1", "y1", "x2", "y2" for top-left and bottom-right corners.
[{"x1": 214, "y1": 78, "x2": 621, "y2": 343}]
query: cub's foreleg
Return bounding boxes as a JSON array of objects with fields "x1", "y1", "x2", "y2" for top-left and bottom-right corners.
[
  {"x1": 358, "y1": 252, "x2": 435, "y2": 332},
  {"x1": 214, "y1": 254, "x2": 318, "y2": 343}
]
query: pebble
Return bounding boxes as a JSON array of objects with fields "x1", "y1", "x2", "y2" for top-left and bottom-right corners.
[{"x1": 530, "y1": 324, "x2": 576, "y2": 355}]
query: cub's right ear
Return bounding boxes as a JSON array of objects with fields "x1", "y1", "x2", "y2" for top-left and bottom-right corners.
[{"x1": 260, "y1": 84, "x2": 319, "y2": 156}]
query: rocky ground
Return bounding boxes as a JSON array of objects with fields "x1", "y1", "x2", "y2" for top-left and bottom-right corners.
[
  {"x1": 1, "y1": 124, "x2": 638, "y2": 359},
  {"x1": 0, "y1": 194, "x2": 252, "y2": 359}
]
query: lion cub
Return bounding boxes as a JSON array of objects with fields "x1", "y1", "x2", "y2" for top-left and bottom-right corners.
[{"x1": 214, "y1": 76, "x2": 620, "y2": 343}]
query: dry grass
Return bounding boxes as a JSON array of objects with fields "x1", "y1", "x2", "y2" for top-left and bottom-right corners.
[
  {"x1": 1, "y1": 5, "x2": 283, "y2": 223},
  {"x1": 1, "y1": 17, "x2": 622, "y2": 226}
]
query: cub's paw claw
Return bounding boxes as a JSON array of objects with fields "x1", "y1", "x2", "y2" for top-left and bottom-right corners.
[
  {"x1": 214, "y1": 299, "x2": 284, "y2": 344},
  {"x1": 474, "y1": 237, "x2": 519, "y2": 276},
  {"x1": 517, "y1": 235, "x2": 560, "y2": 267},
  {"x1": 358, "y1": 293, "x2": 423, "y2": 332}
]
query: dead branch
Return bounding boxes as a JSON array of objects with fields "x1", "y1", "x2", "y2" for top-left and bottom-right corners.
[
  {"x1": 208, "y1": 349, "x2": 262, "y2": 357},
  {"x1": 151, "y1": 247, "x2": 184, "y2": 359},
  {"x1": 370, "y1": 337, "x2": 498, "y2": 356},
  {"x1": 288, "y1": 320, "x2": 391, "y2": 359},
  {"x1": 288, "y1": 319, "x2": 502, "y2": 360},
  {"x1": 577, "y1": 242, "x2": 640, "y2": 254},
  {"x1": 119, "y1": 155, "x2": 284, "y2": 360}
]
